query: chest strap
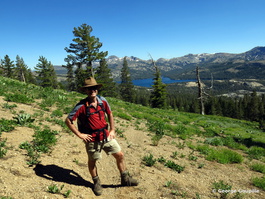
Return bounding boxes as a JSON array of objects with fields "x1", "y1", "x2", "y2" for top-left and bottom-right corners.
[{"x1": 86, "y1": 101, "x2": 105, "y2": 120}]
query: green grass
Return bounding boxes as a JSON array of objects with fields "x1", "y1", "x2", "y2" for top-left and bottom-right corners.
[
  {"x1": 206, "y1": 148, "x2": 243, "y2": 164},
  {"x1": 0, "y1": 118, "x2": 16, "y2": 133},
  {"x1": 252, "y1": 176, "x2": 265, "y2": 190},
  {"x1": 247, "y1": 146, "x2": 265, "y2": 160},
  {"x1": 0, "y1": 139, "x2": 8, "y2": 158},
  {"x1": 250, "y1": 163, "x2": 265, "y2": 174},
  {"x1": 196, "y1": 144, "x2": 244, "y2": 164},
  {"x1": 4, "y1": 93, "x2": 34, "y2": 104}
]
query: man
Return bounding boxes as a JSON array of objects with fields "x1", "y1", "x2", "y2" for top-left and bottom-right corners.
[{"x1": 65, "y1": 77, "x2": 138, "y2": 196}]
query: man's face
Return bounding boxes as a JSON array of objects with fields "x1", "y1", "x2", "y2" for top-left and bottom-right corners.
[{"x1": 85, "y1": 86, "x2": 98, "y2": 97}]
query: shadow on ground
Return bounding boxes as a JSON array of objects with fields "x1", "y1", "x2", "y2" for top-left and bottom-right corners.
[
  {"x1": 33, "y1": 164, "x2": 122, "y2": 189},
  {"x1": 34, "y1": 164, "x2": 93, "y2": 188}
]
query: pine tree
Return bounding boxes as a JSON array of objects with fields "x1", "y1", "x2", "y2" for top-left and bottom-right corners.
[
  {"x1": 34, "y1": 56, "x2": 58, "y2": 88},
  {"x1": 63, "y1": 55, "x2": 76, "y2": 91},
  {"x1": 150, "y1": 58, "x2": 167, "y2": 109},
  {"x1": 135, "y1": 88, "x2": 150, "y2": 106},
  {"x1": 15, "y1": 55, "x2": 27, "y2": 82},
  {"x1": 248, "y1": 91, "x2": 260, "y2": 121},
  {"x1": 11, "y1": 55, "x2": 36, "y2": 84},
  {"x1": 25, "y1": 68, "x2": 36, "y2": 85},
  {"x1": 65, "y1": 23, "x2": 108, "y2": 89},
  {"x1": 120, "y1": 57, "x2": 135, "y2": 102},
  {"x1": 1, "y1": 55, "x2": 14, "y2": 78},
  {"x1": 96, "y1": 58, "x2": 118, "y2": 97}
]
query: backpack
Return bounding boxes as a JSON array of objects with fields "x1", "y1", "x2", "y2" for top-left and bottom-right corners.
[{"x1": 84, "y1": 97, "x2": 108, "y2": 142}]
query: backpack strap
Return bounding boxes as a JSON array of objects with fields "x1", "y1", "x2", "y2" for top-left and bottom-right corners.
[
  {"x1": 85, "y1": 101, "x2": 105, "y2": 119},
  {"x1": 85, "y1": 97, "x2": 107, "y2": 142}
]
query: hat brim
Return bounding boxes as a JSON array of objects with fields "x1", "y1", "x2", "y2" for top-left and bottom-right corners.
[{"x1": 80, "y1": 84, "x2": 103, "y2": 91}]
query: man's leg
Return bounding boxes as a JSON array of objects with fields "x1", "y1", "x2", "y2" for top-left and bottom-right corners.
[
  {"x1": 112, "y1": 151, "x2": 138, "y2": 186},
  {"x1": 88, "y1": 159, "x2": 103, "y2": 196},
  {"x1": 112, "y1": 151, "x2": 126, "y2": 173},
  {"x1": 88, "y1": 159, "x2": 98, "y2": 177}
]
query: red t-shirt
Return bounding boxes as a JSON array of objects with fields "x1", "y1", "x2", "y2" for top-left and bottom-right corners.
[{"x1": 68, "y1": 96, "x2": 111, "y2": 142}]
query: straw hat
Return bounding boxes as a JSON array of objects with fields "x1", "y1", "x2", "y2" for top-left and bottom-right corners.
[{"x1": 80, "y1": 77, "x2": 103, "y2": 90}]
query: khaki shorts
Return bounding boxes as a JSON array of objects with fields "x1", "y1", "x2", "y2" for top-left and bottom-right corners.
[{"x1": 85, "y1": 139, "x2": 121, "y2": 160}]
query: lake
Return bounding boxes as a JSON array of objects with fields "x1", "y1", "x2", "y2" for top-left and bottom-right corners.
[{"x1": 132, "y1": 77, "x2": 196, "y2": 87}]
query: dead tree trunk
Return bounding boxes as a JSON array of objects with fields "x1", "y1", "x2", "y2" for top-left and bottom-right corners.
[{"x1": 196, "y1": 66, "x2": 205, "y2": 115}]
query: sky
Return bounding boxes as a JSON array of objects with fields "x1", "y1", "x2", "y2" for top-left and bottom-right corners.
[{"x1": 1, "y1": 0, "x2": 265, "y2": 69}]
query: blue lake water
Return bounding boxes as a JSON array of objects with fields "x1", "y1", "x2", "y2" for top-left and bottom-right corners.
[{"x1": 132, "y1": 77, "x2": 196, "y2": 87}]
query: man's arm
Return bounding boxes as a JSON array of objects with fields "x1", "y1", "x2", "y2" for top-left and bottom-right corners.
[
  {"x1": 107, "y1": 112, "x2": 116, "y2": 139},
  {"x1": 65, "y1": 118, "x2": 92, "y2": 142}
]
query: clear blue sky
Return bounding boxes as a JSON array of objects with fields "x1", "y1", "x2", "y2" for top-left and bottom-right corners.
[{"x1": 1, "y1": 0, "x2": 265, "y2": 69}]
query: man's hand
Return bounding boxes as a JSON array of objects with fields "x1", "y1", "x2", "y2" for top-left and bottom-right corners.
[
  {"x1": 79, "y1": 133, "x2": 93, "y2": 142},
  {"x1": 108, "y1": 129, "x2": 116, "y2": 140}
]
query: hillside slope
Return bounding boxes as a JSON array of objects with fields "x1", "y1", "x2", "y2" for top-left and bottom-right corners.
[{"x1": 0, "y1": 77, "x2": 265, "y2": 199}]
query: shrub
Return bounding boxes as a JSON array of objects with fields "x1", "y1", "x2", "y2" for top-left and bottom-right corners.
[
  {"x1": 206, "y1": 148, "x2": 243, "y2": 164},
  {"x1": 130, "y1": 112, "x2": 145, "y2": 119},
  {"x1": 204, "y1": 137, "x2": 224, "y2": 146},
  {"x1": 196, "y1": 145, "x2": 243, "y2": 164},
  {"x1": 252, "y1": 176, "x2": 265, "y2": 190},
  {"x1": 142, "y1": 154, "x2": 156, "y2": 167},
  {"x1": 13, "y1": 113, "x2": 35, "y2": 125},
  {"x1": 222, "y1": 136, "x2": 247, "y2": 150},
  {"x1": 247, "y1": 146, "x2": 265, "y2": 160},
  {"x1": 33, "y1": 129, "x2": 58, "y2": 153},
  {"x1": 48, "y1": 184, "x2": 64, "y2": 194},
  {"x1": 116, "y1": 112, "x2": 132, "y2": 120},
  {"x1": 47, "y1": 184, "x2": 71, "y2": 198},
  {"x1": 148, "y1": 121, "x2": 165, "y2": 135},
  {"x1": 4, "y1": 93, "x2": 34, "y2": 104},
  {"x1": 157, "y1": 156, "x2": 166, "y2": 163},
  {"x1": 19, "y1": 129, "x2": 58, "y2": 165},
  {"x1": 173, "y1": 125, "x2": 189, "y2": 139},
  {"x1": 51, "y1": 109, "x2": 63, "y2": 118},
  {"x1": 2, "y1": 103, "x2": 17, "y2": 109},
  {"x1": 63, "y1": 106, "x2": 73, "y2": 114},
  {"x1": 250, "y1": 163, "x2": 265, "y2": 174},
  {"x1": 203, "y1": 128, "x2": 219, "y2": 137},
  {"x1": 164, "y1": 160, "x2": 185, "y2": 173},
  {"x1": 196, "y1": 144, "x2": 212, "y2": 155},
  {"x1": 148, "y1": 121, "x2": 165, "y2": 145},
  {"x1": 0, "y1": 139, "x2": 7, "y2": 158},
  {"x1": 19, "y1": 141, "x2": 41, "y2": 166},
  {"x1": 0, "y1": 118, "x2": 16, "y2": 133},
  {"x1": 173, "y1": 124, "x2": 186, "y2": 135}
]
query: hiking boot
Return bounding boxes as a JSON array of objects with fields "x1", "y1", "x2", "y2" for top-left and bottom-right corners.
[
  {"x1": 121, "y1": 171, "x2": 138, "y2": 186},
  {"x1": 92, "y1": 176, "x2": 103, "y2": 196}
]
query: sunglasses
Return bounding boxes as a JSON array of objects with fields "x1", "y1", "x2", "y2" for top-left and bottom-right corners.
[{"x1": 86, "y1": 86, "x2": 98, "y2": 91}]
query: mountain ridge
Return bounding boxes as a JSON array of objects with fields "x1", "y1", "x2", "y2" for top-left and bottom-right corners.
[{"x1": 55, "y1": 46, "x2": 265, "y2": 81}]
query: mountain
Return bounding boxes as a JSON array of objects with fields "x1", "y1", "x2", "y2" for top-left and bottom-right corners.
[
  {"x1": 107, "y1": 46, "x2": 265, "y2": 80},
  {"x1": 55, "y1": 46, "x2": 265, "y2": 81}
]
